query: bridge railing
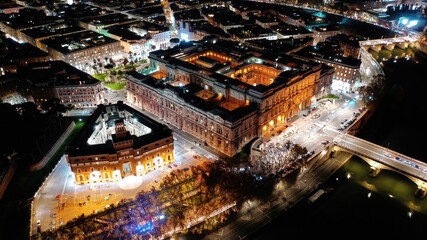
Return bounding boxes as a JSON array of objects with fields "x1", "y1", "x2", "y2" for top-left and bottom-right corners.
[
  {"x1": 359, "y1": 36, "x2": 418, "y2": 46},
  {"x1": 342, "y1": 134, "x2": 424, "y2": 166},
  {"x1": 335, "y1": 139, "x2": 385, "y2": 163},
  {"x1": 334, "y1": 138, "x2": 427, "y2": 181},
  {"x1": 360, "y1": 47, "x2": 384, "y2": 76},
  {"x1": 338, "y1": 134, "x2": 427, "y2": 182}
]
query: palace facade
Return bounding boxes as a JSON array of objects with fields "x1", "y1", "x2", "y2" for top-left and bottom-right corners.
[
  {"x1": 126, "y1": 38, "x2": 334, "y2": 157},
  {"x1": 66, "y1": 102, "x2": 174, "y2": 184}
]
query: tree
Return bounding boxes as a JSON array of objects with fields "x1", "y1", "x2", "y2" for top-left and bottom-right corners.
[
  {"x1": 92, "y1": 65, "x2": 98, "y2": 74},
  {"x1": 109, "y1": 71, "x2": 117, "y2": 82},
  {"x1": 109, "y1": 58, "x2": 115, "y2": 67},
  {"x1": 359, "y1": 74, "x2": 386, "y2": 108},
  {"x1": 98, "y1": 62, "x2": 103, "y2": 73},
  {"x1": 118, "y1": 70, "x2": 124, "y2": 78}
]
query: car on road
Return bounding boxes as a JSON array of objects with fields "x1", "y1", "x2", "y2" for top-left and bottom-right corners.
[
  {"x1": 321, "y1": 140, "x2": 330, "y2": 145},
  {"x1": 183, "y1": 168, "x2": 189, "y2": 171}
]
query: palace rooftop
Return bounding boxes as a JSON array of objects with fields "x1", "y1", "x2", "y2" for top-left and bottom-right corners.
[
  {"x1": 40, "y1": 30, "x2": 118, "y2": 54},
  {"x1": 67, "y1": 101, "x2": 172, "y2": 157}
]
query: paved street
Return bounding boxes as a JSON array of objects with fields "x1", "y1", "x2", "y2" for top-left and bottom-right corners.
[
  {"x1": 265, "y1": 91, "x2": 360, "y2": 157},
  {"x1": 104, "y1": 88, "x2": 127, "y2": 105}
]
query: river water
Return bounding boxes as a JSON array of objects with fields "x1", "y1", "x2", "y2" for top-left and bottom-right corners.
[{"x1": 247, "y1": 155, "x2": 427, "y2": 239}]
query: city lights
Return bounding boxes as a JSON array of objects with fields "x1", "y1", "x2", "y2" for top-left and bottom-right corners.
[{"x1": 1, "y1": 0, "x2": 424, "y2": 239}]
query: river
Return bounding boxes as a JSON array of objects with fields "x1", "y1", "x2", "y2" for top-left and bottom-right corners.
[{"x1": 247, "y1": 155, "x2": 427, "y2": 239}]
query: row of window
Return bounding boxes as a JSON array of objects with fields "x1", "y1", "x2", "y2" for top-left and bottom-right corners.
[
  {"x1": 73, "y1": 143, "x2": 172, "y2": 163},
  {"x1": 75, "y1": 155, "x2": 173, "y2": 174}
]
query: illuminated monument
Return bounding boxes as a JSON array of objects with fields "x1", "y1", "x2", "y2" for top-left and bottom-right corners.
[{"x1": 66, "y1": 101, "x2": 174, "y2": 184}]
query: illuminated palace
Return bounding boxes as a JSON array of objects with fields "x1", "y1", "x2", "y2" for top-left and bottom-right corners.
[
  {"x1": 126, "y1": 38, "x2": 334, "y2": 157},
  {"x1": 66, "y1": 102, "x2": 174, "y2": 184}
]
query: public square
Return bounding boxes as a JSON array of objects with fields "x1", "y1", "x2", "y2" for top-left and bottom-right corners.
[{"x1": 31, "y1": 132, "x2": 208, "y2": 235}]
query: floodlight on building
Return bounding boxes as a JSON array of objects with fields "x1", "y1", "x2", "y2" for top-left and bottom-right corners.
[{"x1": 180, "y1": 33, "x2": 189, "y2": 42}]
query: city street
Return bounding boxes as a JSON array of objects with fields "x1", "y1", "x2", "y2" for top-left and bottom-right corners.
[{"x1": 263, "y1": 91, "x2": 361, "y2": 159}]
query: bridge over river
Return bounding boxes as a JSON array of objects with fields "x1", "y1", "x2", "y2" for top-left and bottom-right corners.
[{"x1": 331, "y1": 134, "x2": 427, "y2": 197}]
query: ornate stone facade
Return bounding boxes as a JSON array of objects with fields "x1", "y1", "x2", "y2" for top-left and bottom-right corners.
[{"x1": 126, "y1": 39, "x2": 333, "y2": 157}]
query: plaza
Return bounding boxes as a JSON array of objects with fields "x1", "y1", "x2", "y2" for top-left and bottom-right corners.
[{"x1": 31, "y1": 130, "x2": 206, "y2": 235}]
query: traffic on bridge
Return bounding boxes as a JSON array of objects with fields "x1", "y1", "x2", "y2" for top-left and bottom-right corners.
[{"x1": 335, "y1": 134, "x2": 427, "y2": 181}]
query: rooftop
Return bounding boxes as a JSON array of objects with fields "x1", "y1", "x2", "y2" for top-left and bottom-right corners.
[
  {"x1": 40, "y1": 30, "x2": 118, "y2": 54},
  {"x1": 227, "y1": 24, "x2": 276, "y2": 39},
  {"x1": 0, "y1": 8, "x2": 61, "y2": 30},
  {"x1": 20, "y1": 23, "x2": 85, "y2": 40},
  {"x1": 22, "y1": 60, "x2": 100, "y2": 86},
  {"x1": 294, "y1": 46, "x2": 361, "y2": 67},
  {"x1": 0, "y1": 36, "x2": 49, "y2": 62},
  {"x1": 80, "y1": 13, "x2": 136, "y2": 26},
  {"x1": 51, "y1": 3, "x2": 110, "y2": 20},
  {"x1": 67, "y1": 101, "x2": 173, "y2": 157},
  {"x1": 131, "y1": 39, "x2": 325, "y2": 121}
]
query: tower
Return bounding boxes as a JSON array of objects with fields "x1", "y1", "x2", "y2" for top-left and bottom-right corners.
[{"x1": 115, "y1": 119, "x2": 127, "y2": 139}]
